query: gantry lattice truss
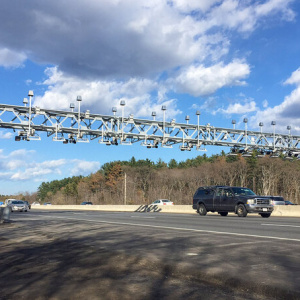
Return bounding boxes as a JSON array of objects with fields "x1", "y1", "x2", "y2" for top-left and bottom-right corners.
[{"x1": 0, "y1": 103, "x2": 300, "y2": 158}]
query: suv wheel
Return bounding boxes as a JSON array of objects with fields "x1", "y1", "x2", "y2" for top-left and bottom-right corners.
[
  {"x1": 198, "y1": 204, "x2": 207, "y2": 216},
  {"x1": 236, "y1": 204, "x2": 247, "y2": 217}
]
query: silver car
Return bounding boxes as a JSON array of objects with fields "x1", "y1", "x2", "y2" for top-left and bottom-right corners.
[
  {"x1": 269, "y1": 196, "x2": 285, "y2": 205},
  {"x1": 8, "y1": 200, "x2": 29, "y2": 212}
]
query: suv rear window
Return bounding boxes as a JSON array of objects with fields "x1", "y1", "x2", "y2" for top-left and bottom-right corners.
[
  {"x1": 194, "y1": 189, "x2": 213, "y2": 197},
  {"x1": 195, "y1": 189, "x2": 205, "y2": 197}
]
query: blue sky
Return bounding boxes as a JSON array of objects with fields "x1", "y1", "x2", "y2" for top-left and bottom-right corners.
[{"x1": 1, "y1": 0, "x2": 300, "y2": 195}]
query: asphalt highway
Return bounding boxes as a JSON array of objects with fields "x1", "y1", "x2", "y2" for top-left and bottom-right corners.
[
  {"x1": 3, "y1": 209, "x2": 300, "y2": 299},
  {"x1": 28, "y1": 209, "x2": 300, "y2": 241}
]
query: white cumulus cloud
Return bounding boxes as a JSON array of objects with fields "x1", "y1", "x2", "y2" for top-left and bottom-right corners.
[
  {"x1": 0, "y1": 48, "x2": 26, "y2": 68},
  {"x1": 33, "y1": 67, "x2": 180, "y2": 119},
  {"x1": 0, "y1": 131, "x2": 13, "y2": 139},
  {"x1": 70, "y1": 160, "x2": 101, "y2": 176},
  {"x1": 172, "y1": 60, "x2": 250, "y2": 97},
  {"x1": 217, "y1": 100, "x2": 258, "y2": 115},
  {"x1": 0, "y1": 149, "x2": 101, "y2": 183},
  {"x1": 250, "y1": 68, "x2": 300, "y2": 133}
]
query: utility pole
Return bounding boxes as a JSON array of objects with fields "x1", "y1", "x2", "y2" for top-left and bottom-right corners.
[{"x1": 124, "y1": 172, "x2": 127, "y2": 205}]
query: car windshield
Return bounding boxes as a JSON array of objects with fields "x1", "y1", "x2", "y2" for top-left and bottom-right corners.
[
  {"x1": 12, "y1": 200, "x2": 23, "y2": 204},
  {"x1": 231, "y1": 187, "x2": 256, "y2": 196}
]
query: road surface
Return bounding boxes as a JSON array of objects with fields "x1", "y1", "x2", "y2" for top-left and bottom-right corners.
[{"x1": 1, "y1": 209, "x2": 299, "y2": 299}]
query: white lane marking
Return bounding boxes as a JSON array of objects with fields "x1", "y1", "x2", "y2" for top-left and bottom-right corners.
[
  {"x1": 131, "y1": 216, "x2": 156, "y2": 219},
  {"x1": 262, "y1": 223, "x2": 300, "y2": 228},
  {"x1": 39, "y1": 215, "x2": 300, "y2": 243}
]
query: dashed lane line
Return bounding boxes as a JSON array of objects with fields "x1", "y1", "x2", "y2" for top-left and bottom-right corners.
[{"x1": 262, "y1": 223, "x2": 300, "y2": 228}]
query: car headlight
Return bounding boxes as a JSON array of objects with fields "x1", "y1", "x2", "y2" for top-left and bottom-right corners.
[{"x1": 247, "y1": 199, "x2": 255, "y2": 205}]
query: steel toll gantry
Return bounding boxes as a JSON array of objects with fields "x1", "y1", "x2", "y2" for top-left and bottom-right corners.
[{"x1": 0, "y1": 91, "x2": 299, "y2": 159}]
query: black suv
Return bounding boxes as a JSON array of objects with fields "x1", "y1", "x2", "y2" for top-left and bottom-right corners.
[{"x1": 193, "y1": 186, "x2": 273, "y2": 218}]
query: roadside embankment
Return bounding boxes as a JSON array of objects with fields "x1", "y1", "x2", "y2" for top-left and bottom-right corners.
[{"x1": 31, "y1": 204, "x2": 300, "y2": 217}]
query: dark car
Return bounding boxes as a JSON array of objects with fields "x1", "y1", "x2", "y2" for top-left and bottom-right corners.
[
  {"x1": 24, "y1": 201, "x2": 31, "y2": 209},
  {"x1": 80, "y1": 201, "x2": 93, "y2": 205},
  {"x1": 285, "y1": 200, "x2": 296, "y2": 205}
]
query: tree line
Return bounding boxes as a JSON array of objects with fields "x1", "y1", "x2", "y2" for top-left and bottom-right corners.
[{"x1": 31, "y1": 152, "x2": 300, "y2": 205}]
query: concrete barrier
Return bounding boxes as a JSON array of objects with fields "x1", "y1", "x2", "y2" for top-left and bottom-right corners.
[
  {"x1": 31, "y1": 204, "x2": 300, "y2": 217},
  {"x1": 272, "y1": 205, "x2": 300, "y2": 217},
  {"x1": 31, "y1": 204, "x2": 196, "y2": 213},
  {"x1": 0, "y1": 206, "x2": 11, "y2": 223}
]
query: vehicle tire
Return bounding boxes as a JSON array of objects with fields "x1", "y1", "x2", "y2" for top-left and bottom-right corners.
[
  {"x1": 260, "y1": 213, "x2": 271, "y2": 218},
  {"x1": 219, "y1": 212, "x2": 228, "y2": 217},
  {"x1": 198, "y1": 204, "x2": 207, "y2": 216},
  {"x1": 236, "y1": 204, "x2": 247, "y2": 217}
]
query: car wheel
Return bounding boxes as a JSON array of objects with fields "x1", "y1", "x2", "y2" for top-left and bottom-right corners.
[
  {"x1": 236, "y1": 204, "x2": 247, "y2": 217},
  {"x1": 198, "y1": 204, "x2": 207, "y2": 216},
  {"x1": 260, "y1": 213, "x2": 271, "y2": 218},
  {"x1": 219, "y1": 212, "x2": 228, "y2": 216}
]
